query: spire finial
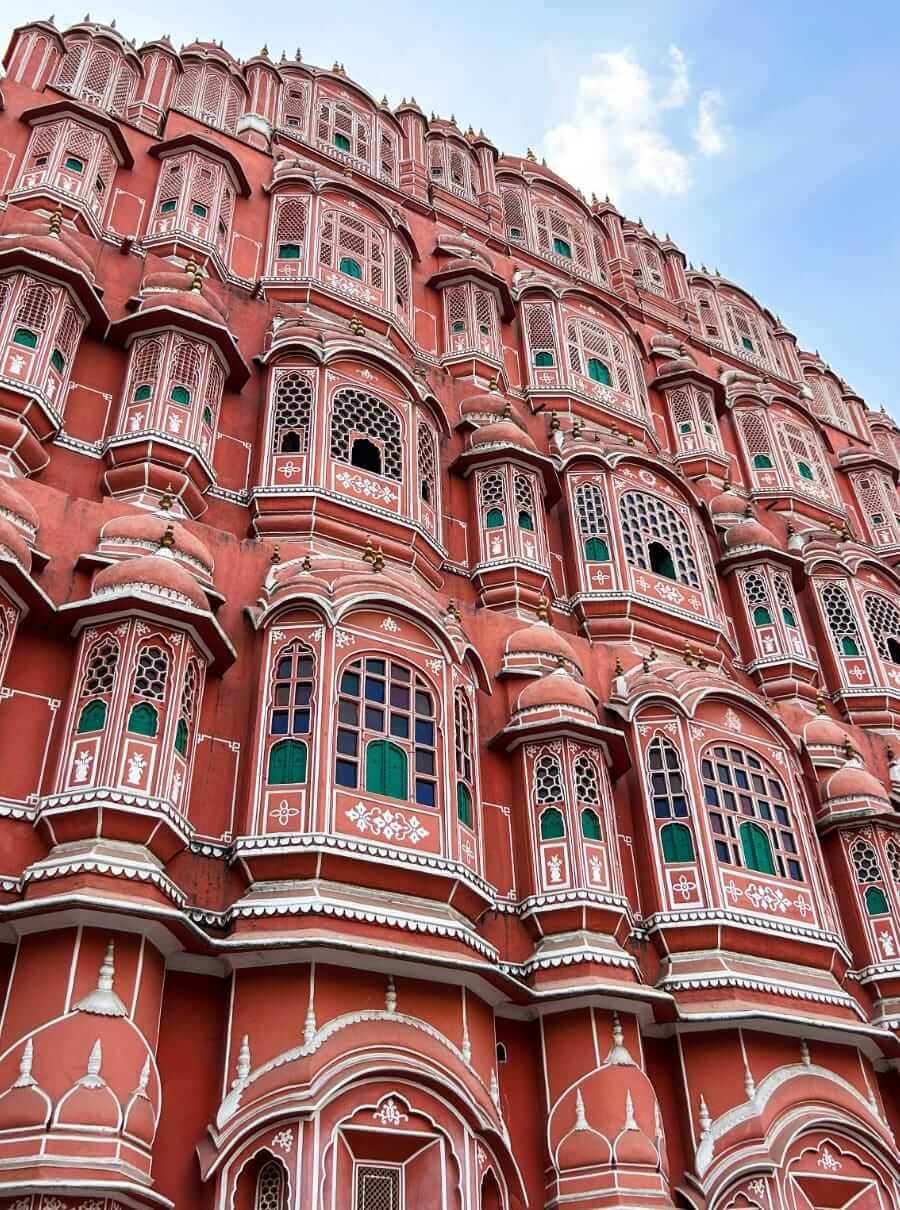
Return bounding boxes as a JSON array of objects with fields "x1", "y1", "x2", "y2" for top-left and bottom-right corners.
[
  {"x1": 574, "y1": 1088, "x2": 588, "y2": 1130},
  {"x1": 800, "y1": 1038, "x2": 811, "y2": 1066},
  {"x1": 160, "y1": 522, "x2": 175, "y2": 550},
  {"x1": 48, "y1": 204, "x2": 64, "y2": 237},
  {"x1": 13, "y1": 1038, "x2": 36, "y2": 1088},
  {"x1": 743, "y1": 1049, "x2": 756, "y2": 1099},
  {"x1": 624, "y1": 1089, "x2": 637, "y2": 1130},
  {"x1": 232, "y1": 1035, "x2": 250, "y2": 1087},
  {"x1": 86, "y1": 1039, "x2": 103, "y2": 1080},
  {"x1": 137, "y1": 1053, "x2": 151, "y2": 1095},
  {"x1": 537, "y1": 595, "x2": 549, "y2": 623},
  {"x1": 385, "y1": 975, "x2": 397, "y2": 1013},
  {"x1": 698, "y1": 1094, "x2": 711, "y2": 1137},
  {"x1": 270, "y1": 544, "x2": 281, "y2": 565},
  {"x1": 75, "y1": 940, "x2": 127, "y2": 1017}
]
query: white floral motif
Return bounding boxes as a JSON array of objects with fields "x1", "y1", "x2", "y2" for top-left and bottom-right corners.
[
  {"x1": 427, "y1": 658, "x2": 444, "y2": 674},
  {"x1": 127, "y1": 752, "x2": 148, "y2": 786},
  {"x1": 346, "y1": 802, "x2": 428, "y2": 844},
  {"x1": 671, "y1": 874, "x2": 697, "y2": 900},
  {"x1": 270, "y1": 800, "x2": 300, "y2": 826},
  {"x1": 272, "y1": 1127, "x2": 294, "y2": 1152},
  {"x1": 476, "y1": 1144, "x2": 487, "y2": 1168},
  {"x1": 373, "y1": 1097, "x2": 408, "y2": 1126},
  {"x1": 724, "y1": 708, "x2": 741, "y2": 732},
  {"x1": 818, "y1": 1146, "x2": 841, "y2": 1171},
  {"x1": 277, "y1": 461, "x2": 303, "y2": 479},
  {"x1": 654, "y1": 581, "x2": 685, "y2": 605},
  {"x1": 335, "y1": 470, "x2": 398, "y2": 503},
  {"x1": 73, "y1": 750, "x2": 94, "y2": 783},
  {"x1": 849, "y1": 665, "x2": 866, "y2": 681},
  {"x1": 879, "y1": 930, "x2": 896, "y2": 957},
  {"x1": 547, "y1": 854, "x2": 563, "y2": 884},
  {"x1": 589, "y1": 854, "x2": 603, "y2": 882},
  {"x1": 461, "y1": 836, "x2": 475, "y2": 864},
  {"x1": 335, "y1": 629, "x2": 355, "y2": 648},
  {"x1": 381, "y1": 617, "x2": 400, "y2": 632},
  {"x1": 748, "y1": 1179, "x2": 766, "y2": 1196}
]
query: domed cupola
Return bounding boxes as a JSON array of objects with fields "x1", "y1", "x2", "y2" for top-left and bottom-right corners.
[
  {"x1": 514, "y1": 665, "x2": 599, "y2": 728},
  {"x1": 820, "y1": 747, "x2": 891, "y2": 824},
  {"x1": 502, "y1": 604, "x2": 581, "y2": 677},
  {"x1": 723, "y1": 505, "x2": 781, "y2": 554},
  {"x1": 92, "y1": 551, "x2": 210, "y2": 612},
  {"x1": 0, "y1": 477, "x2": 40, "y2": 544},
  {"x1": 97, "y1": 507, "x2": 215, "y2": 587},
  {"x1": 0, "y1": 1039, "x2": 52, "y2": 1131},
  {"x1": 800, "y1": 695, "x2": 851, "y2": 769},
  {"x1": 709, "y1": 477, "x2": 747, "y2": 528}
]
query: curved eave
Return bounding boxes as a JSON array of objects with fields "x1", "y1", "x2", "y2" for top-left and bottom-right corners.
[
  {"x1": 20, "y1": 99, "x2": 134, "y2": 168},
  {"x1": 150, "y1": 133, "x2": 251, "y2": 197},
  {"x1": 426, "y1": 263, "x2": 514, "y2": 322},
  {"x1": 650, "y1": 363, "x2": 725, "y2": 406},
  {"x1": 837, "y1": 448, "x2": 899, "y2": 485},
  {"x1": 491, "y1": 716, "x2": 630, "y2": 774},
  {"x1": 0, "y1": 557, "x2": 54, "y2": 623},
  {"x1": 718, "y1": 544, "x2": 805, "y2": 589},
  {"x1": 111, "y1": 306, "x2": 250, "y2": 391},
  {"x1": 451, "y1": 444, "x2": 561, "y2": 505},
  {"x1": 0, "y1": 245, "x2": 108, "y2": 337},
  {"x1": 59, "y1": 590, "x2": 236, "y2": 673}
]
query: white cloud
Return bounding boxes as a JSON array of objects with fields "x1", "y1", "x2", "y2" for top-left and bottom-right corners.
[
  {"x1": 694, "y1": 89, "x2": 727, "y2": 156},
  {"x1": 542, "y1": 45, "x2": 728, "y2": 203}
]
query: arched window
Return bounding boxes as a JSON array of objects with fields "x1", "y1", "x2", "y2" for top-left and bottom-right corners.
[
  {"x1": 540, "y1": 807, "x2": 566, "y2": 839},
  {"x1": 335, "y1": 656, "x2": 437, "y2": 807},
  {"x1": 166, "y1": 339, "x2": 202, "y2": 414},
  {"x1": 564, "y1": 314, "x2": 638, "y2": 410},
  {"x1": 587, "y1": 358, "x2": 611, "y2": 385},
  {"x1": 701, "y1": 744, "x2": 801, "y2": 880},
  {"x1": 330, "y1": 388, "x2": 402, "y2": 481},
  {"x1": 618, "y1": 491, "x2": 700, "y2": 587},
  {"x1": 514, "y1": 474, "x2": 536, "y2": 532},
  {"x1": 271, "y1": 370, "x2": 312, "y2": 456},
  {"x1": 268, "y1": 739, "x2": 308, "y2": 785},
  {"x1": 77, "y1": 699, "x2": 107, "y2": 733},
  {"x1": 417, "y1": 420, "x2": 438, "y2": 514},
  {"x1": 863, "y1": 594, "x2": 900, "y2": 666},
  {"x1": 580, "y1": 808, "x2": 602, "y2": 840},
  {"x1": 533, "y1": 753, "x2": 564, "y2": 804},
  {"x1": 574, "y1": 482, "x2": 610, "y2": 563},
  {"x1": 133, "y1": 645, "x2": 169, "y2": 701},
  {"x1": 646, "y1": 737, "x2": 689, "y2": 818},
  {"x1": 316, "y1": 100, "x2": 370, "y2": 162},
  {"x1": 318, "y1": 207, "x2": 384, "y2": 291},
  {"x1": 865, "y1": 886, "x2": 890, "y2": 916},
  {"x1": 272, "y1": 197, "x2": 308, "y2": 272},
  {"x1": 573, "y1": 754, "x2": 600, "y2": 804},
  {"x1": 535, "y1": 350, "x2": 554, "y2": 368},
  {"x1": 127, "y1": 702, "x2": 158, "y2": 736},
  {"x1": 851, "y1": 838, "x2": 883, "y2": 885},
  {"x1": 267, "y1": 640, "x2": 313, "y2": 743},
  {"x1": 661, "y1": 822, "x2": 694, "y2": 862},
  {"x1": 175, "y1": 661, "x2": 199, "y2": 758},
  {"x1": 454, "y1": 689, "x2": 475, "y2": 826},
  {"x1": 255, "y1": 1159, "x2": 285, "y2": 1210},
  {"x1": 339, "y1": 256, "x2": 362, "y2": 279},
  {"x1": 820, "y1": 581, "x2": 864, "y2": 660},
  {"x1": 774, "y1": 573, "x2": 799, "y2": 629},
  {"x1": 77, "y1": 637, "x2": 119, "y2": 729},
  {"x1": 480, "y1": 472, "x2": 507, "y2": 530}
]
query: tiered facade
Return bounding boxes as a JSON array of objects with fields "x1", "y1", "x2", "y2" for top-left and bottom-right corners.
[{"x1": 0, "y1": 18, "x2": 899, "y2": 1210}]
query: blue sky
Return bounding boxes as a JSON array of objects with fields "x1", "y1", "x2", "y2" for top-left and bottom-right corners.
[{"x1": 4, "y1": 0, "x2": 898, "y2": 415}]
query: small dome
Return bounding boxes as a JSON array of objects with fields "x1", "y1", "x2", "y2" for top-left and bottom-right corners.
[
  {"x1": 822, "y1": 760, "x2": 889, "y2": 804},
  {"x1": 710, "y1": 485, "x2": 746, "y2": 520},
  {"x1": 470, "y1": 419, "x2": 538, "y2": 453},
  {"x1": 517, "y1": 668, "x2": 598, "y2": 719},
  {"x1": 92, "y1": 554, "x2": 208, "y2": 611},
  {"x1": 0, "y1": 516, "x2": 32, "y2": 571},
  {"x1": 803, "y1": 711, "x2": 849, "y2": 750},
  {"x1": 99, "y1": 513, "x2": 214, "y2": 580},
  {"x1": 557, "y1": 1124, "x2": 611, "y2": 1171},
  {"x1": 506, "y1": 621, "x2": 580, "y2": 671},
  {"x1": 613, "y1": 1122, "x2": 658, "y2": 1166},
  {"x1": 0, "y1": 479, "x2": 38, "y2": 537},
  {"x1": 0, "y1": 209, "x2": 94, "y2": 279},
  {"x1": 724, "y1": 510, "x2": 779, "y2": 551},
  {"x1": 139, "y1": 271, "x2": 227, "y2": 325},
  {"x1": 459, "y1": 391, "x2": 508, "y2": 420}
]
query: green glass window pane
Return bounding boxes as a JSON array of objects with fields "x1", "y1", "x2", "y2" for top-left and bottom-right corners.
[
  {"x1": 76, "y1": 700, "x2": 107, "y2": 733},
  {"x1": 267, "y1": 738, "x2": 308, "y2": 784},
  {"x1": 202, "y1": 405, "x2": 213, "y2": 427},
  {"x1": 782, "y1": 607, "x2": 796, "y2": 627},
  {"x1": 742, "y1": 336, "x2": 754, "y2": 351},
  {"x1": 12, "y1": 328, "x2": 37, "y2": 349},
  {"x1": 485, "y1": 508, "x2": 504, "y2": 529},
  {"x1": 334, "y1": 132, "x2": 351, "y2": 152},
  {"x1": 865, "y1": 885, "x2": 889, "y2": 916},
  {"x1": 133, "y1": 384, "x2": 152, "y2": 402},
  {"x1": 50, "y1": 348, "x2": 65, "y2": 372},
  {"x1": 661, "y1": 822, "x2": 694, "y2": 862},
  {"x1": 752, "y1": 606, "x2": 772, "y2": 626},
  {"x1": 175, "y1": 717, "x2": 188, "y2": 756},
  {"x1": 339, "y1": 256, "x2": 362, "y2": 279},
  {"x1": 753, "y1": 454, "x2": 773, "y2": 469},
  {"x1": 509, "y1": 226, "x2": 522, "y2": 240},
  {"x1": 518, "y1": 511, "x2": 534, "y2": 531},
  {"x1": 191, "y1": 202, "x2": 208, "y2": 218},
  {"x1": 534, "y1": 351, "x2": 554, "y2": 367},
  {"x1": 553, "y1": 237, "x2": 572, "y2": 259},
  {"x1": 127, "y1": 702, "x2": 158, "y2": 737},
  {"x1": 740, "y1": 821, "x2": 775, "y2": 874},
  {"x1": 581, "y1": 808, "x2": 602, "y2": 840},
  {"x1": 457, "y1": 782, "x2": 472, "y2": 826},
  {"x1": 160, "y1": 199, "x2": 177, "y2": 214},
  {"x1": 584, "y1": 537, "x2": 609, "y2": 562},
  {"x1": 170, "y1": 386, "x2": 191, "y2": 406},
  {"x1": 540, "y1": 807, "x2": 565, "y2": 840},
  {"x1": 797, "y1": 461, "x2": 814, "y2": 481},
  {"x1": 278, "y1": 242, "x2": 301, "y2": 259},
  {"x1": 587, "y1": 358, "x2": 611, "y2": 386},
  {"x1": 452, "y1": 321, "x2": 465, "y2": 333},
  {"x1": 64, "y1": 156, "x2": 84, "y2": 173},
  {"x1": 366, "y1": 739, "x2": 407, "y2": 800},
  {"x1": 841, "y1": 636, "x2": 860, "y2": 656}
]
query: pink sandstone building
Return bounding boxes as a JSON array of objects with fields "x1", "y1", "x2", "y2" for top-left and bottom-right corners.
[{"x1": 0, "y1": 16, "x2": 898, "y2": 1210}]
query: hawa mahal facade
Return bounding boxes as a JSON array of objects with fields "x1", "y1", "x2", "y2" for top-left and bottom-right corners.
[{"x1": 0, "y1": 17, "x2": 898, "y2": 1210}]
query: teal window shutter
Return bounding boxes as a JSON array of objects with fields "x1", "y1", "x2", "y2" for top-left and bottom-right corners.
[
  {"x1": 50, "y1": 349, "x2": 65, "y2": 373},
  {"x1": 64, "y1": 156, "x2": 84, "y2": 173},
  {"x1": 485, "y1": 508, "x2": 505, "y2": 529},
  {"x1": 77, "y1": 700, "x2": 107, "y2": 733},
  {"x1": 457, "y1": 782, "x2": 472, "y2": 826},
  {"x1": 584, "y1": 537, "x2": 609, "y2": 562},
  {"x1": 133, "y1": 384, "x2": 152, "y2": 402},
  {"x1": 160, "y1": 199, "x2": 177, "y2": 214},
  {"x1": 587, "y1": 358, "x2": 611, "y2": 385},
  {"x1": 865, "y1": 885, "x2": 889, "y2": 916},
  {"x1": 175, "y1": 718, "x2": 188, "y2": 756},
  {"x1": 267, "y1": 738, "x2": 308, "y2": 784},
  {"x1": 12, "y1": 328, "x2": 37, "y2": 349},
  {"x1": 740, "y1": 821, "x2": 775, "y2": 874},
  {"x1": 534, "y1": 351, "x2": 554, "y2": 367},
  {"x1": 170, "y1": 386, "x2": 191, "y2": 406},
  {"x1": 797, "y1": 460, "x2": 814, "y2": 481},
  {"x1": 782, "y1": 607, "x2": 797, "y2": 627},
  {"x1": 580, "y1": 808, "x2": 602, "y2": 840},
  {"x1": 752, "y1": 606, "x2": 772, "y2": 626},
  {"x1": 127, "y1": 702, "x2": 158, "y2": 737},
  {"x1": 278, "y1": 242, "x2": 301, "y2": 259},
  {"x1": 742, "y1": 335, "x2": 754, "y2": 351},
  {"x1": 841, "y1": 636, "x2": 860, "y2": 656},
  {"x1": 517, "y1": 511, "x2": 534, "y2": 531},
  {"x1": 339, "y1": 256, "x2": 362, "y2": 279},
  {"x1": 649, "y1": 541, "x2": 676, "y2": 580},
  {"x1": 661, "y1": 822, "x2": 694, "y2": 862},
  {"x1": 366, "y1": 739, "x2": 407, "y2": 800},
  {"x1": 753, "y1": 454, "x2": 773, "y2": 469},
  {"x1": 191, "y1": 202, "x2": 208, "y2": 218},
  {"x1": 540, "y1": 807, "x2": 565, "y2": 840},
  {"x1": 334, "y1": 132, "x2": 351, "y2": 152},
  {"x1": 553, "y1": 237, "x2": 572, "y2": 258}
]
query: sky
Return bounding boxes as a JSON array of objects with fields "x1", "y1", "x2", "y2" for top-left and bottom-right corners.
[{"x1": 3, "y1": 0, "x2": 898, "y2": 415}]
